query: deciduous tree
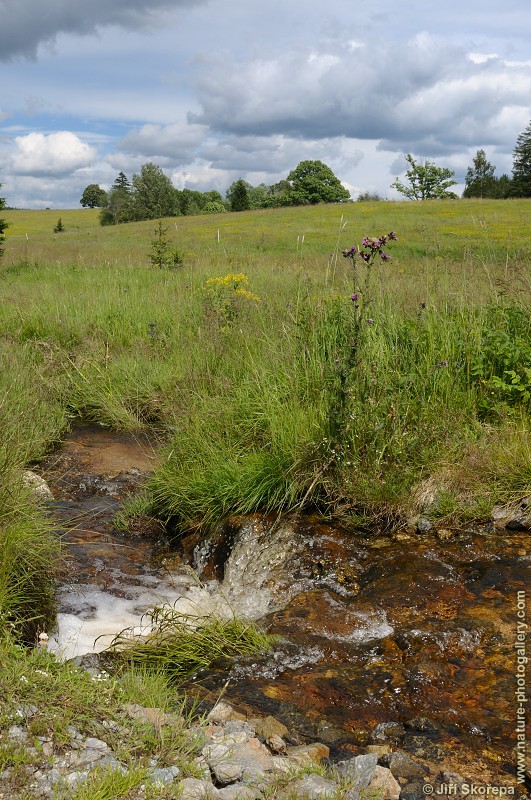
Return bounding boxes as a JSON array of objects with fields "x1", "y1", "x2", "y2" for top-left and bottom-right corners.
[
  {"x1": 80, "y1": 183, "x2": 107, "y2": 208},
  {"x1": 287, "y1": 160, "x2": 350, "y2": 205},
  {"x1": 391, "y1": 154, "x2": 457, "y2": 200},
  {"x1": 463, "y1": 150, "x2": 496, "y2": 198},
  {"x1": 132, "y1": 163, "x2": 176, "y2": 220}
]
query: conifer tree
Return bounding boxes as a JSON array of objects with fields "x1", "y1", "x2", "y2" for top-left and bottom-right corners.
[
  {"x1": 511, "y1": 120, "x2": 531, "y2": 197},
  {"x1": 229, "y1": 179, "x2": 251, "y2": 211}
]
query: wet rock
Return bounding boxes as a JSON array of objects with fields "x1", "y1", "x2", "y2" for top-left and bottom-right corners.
[
  {"x1": 366, "y1": 744, "x2": 391, "y2": 758},
  {"x1": 399, "y1": 780, "x2": 432, "y2": 800},
  {"x1": 336, "y1": 753, "x2": 378, "y2": 797},
  {"x1": 492, "y1": 505, "x2": 531, "y2": 531},
  {"x1": 404, "y1": 716, "x2": 440, "y2": 734},
  {"x1": 437, "y1": 529, "x2": 456, "y2": 541},
  {"x1": 251, "y1": 715, "x2": 289, "y2": 741},
  {"x1": 370, "y1": 722, "x2": 406, "y2": 744},
  {"x1": 285, "y1": 742, "x2": 330, "y2": 766},
  {"x1": 177, "y1": 777, "x2": 221, "y2": 799},
  {"x1": 287, "y1": 773, "x2": 338, "y2": 798},
  {"x1": 439, "y1": 771, "x2": 467, "y2": 793},
  {"x1": 415, "y1": 517, "x2": 433, "y2": 534},
  {"x1": 367, "y1": 765, "x2": 401, "y2": 800},
  {"x1": 380, "y1": 751, "x2": 429, "y2": 780}
]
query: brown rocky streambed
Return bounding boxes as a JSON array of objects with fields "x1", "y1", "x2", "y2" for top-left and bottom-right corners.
[{"x1": 36, "y1": 425, "x2": 529, "y2": 796}]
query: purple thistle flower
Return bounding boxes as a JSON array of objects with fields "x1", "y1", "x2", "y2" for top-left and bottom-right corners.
[
  {"x1": 342, "y1": 246, "x2": 357, "y2": 258},
  {"x1": 351, "y1": 293, "x2": 359, "y2": 301},
  {"x1": 380, "y1": 251, "x2": 391, "y2": 261},
  {"x1": 388, "y1": 231, "x2": 398, "y2": 240}
]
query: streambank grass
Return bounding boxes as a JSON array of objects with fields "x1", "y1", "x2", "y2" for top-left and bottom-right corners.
[
  {"x1": 0, "y1": 637, "x2": 212, "y2": 799},
  {"x1": 0, "y1": 200, "x2": 530, "y2": 555},
  {"x1": 108, "y1": 606, "x2": 275, "y2": 682}
]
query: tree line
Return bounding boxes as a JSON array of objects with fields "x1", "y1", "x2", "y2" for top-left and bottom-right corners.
[{"x1": 79, "y1": 160, "x2": 351, "y2": 225}]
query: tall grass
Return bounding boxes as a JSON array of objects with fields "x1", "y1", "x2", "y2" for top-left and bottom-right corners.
[
  {"x1": 0, "y1": 340, "x2": 72, "y2": 641},
  {"x1": 0, "y1": 201, "x2": 529, "y2": 570}
]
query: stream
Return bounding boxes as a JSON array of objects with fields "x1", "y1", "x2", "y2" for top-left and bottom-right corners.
[{"x1": 39, "y1": 425, "x2": 529, "y2": 788}]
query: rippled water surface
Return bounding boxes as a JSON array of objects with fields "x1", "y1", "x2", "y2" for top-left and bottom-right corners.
[{"x1": 41, "y1": 425, "x2": 529, "y2": 785}]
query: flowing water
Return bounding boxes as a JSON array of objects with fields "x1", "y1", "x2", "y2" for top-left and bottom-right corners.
[{"x1": 40, "y1": 425, "x2": 529, "y2": 786}]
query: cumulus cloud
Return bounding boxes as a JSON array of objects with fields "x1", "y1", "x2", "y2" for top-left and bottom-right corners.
[
  {"x1": 0, "y1": 0, "x2": 207, "y2": 61},
  {"x1": 191, "y1": 34, "x2": 531, "y2": 155},
  {"x1": 200, "y1": 133, "x2": 363, "y2": 176},
  {"x1": 118, "y1": 121, "x2": 207, "y2": 163},
  {"x1": 9, "y1": 132, "x2": 97, "y2": 176}
]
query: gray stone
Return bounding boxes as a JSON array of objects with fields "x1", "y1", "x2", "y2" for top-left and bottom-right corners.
[
  {"x1": 177, "y1": 777, "x2": 221, "y2": 799},
  {"x1": 22, "y1": 470, "x2": 54, "y2": 502},
  {"x1": 205, "y1": 738, "x2": 274, "y2": 783},
  {"x1": 8, "y1": 725, "x2": 28, "y2": 741},
  {"x1": 207, "y1": 702, "x2": 247, "y2": 724},
  {"x1": 368, "y1": 765, "x2": 401, "y2": 800},
  {"x1": 147, "y1": 765, "x2": 181, "y2": 785},
  {"x1": 266, "y1": 734, "x2": 286, "y2": 754},
  {"x1": 76, "y1": 737, "x2": 109, "y2": 765},
  {"x1": 416, "y1": 517, "x2": 433, "y2": 534},
  {"x1": 380, "y1": 751, "x2": 429, "y2": 780},
  {"x1": 287, "y1": 773, "x2": 338, "y2": 798},
  {"x1": 285, "y1": 742, "x2": 330, "y2": 766},
  {"x1": 336, "y1": 753, "x2": 378, "y2": 797},
  {"x1": 218, "y1": 786, "x2": 261, "y2": 799},
  {"x1": 212, "y1": 759, "x2": 244, "y2": 785},
  {"x1": 492, "y1": 505, "x2": 531, "y2": 531},
  {"x1": 15, "y1": 703, "x2": 39, "y2": 720},
  {"x1": 64, "y1": 770, "x2": 89, "y2": 788}
]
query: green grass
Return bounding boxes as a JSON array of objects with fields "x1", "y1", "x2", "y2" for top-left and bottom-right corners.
[
  {"x1": 0, "y1": 199, "x2": 530, "y2": 640},
  {"x1": 108, "y1": 607, "x2": 275, "y2": 682}
]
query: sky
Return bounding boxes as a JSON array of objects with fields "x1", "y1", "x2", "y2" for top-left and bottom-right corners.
[{"x1": 1, "y1": 0, "x2": 530, "y2": 208}]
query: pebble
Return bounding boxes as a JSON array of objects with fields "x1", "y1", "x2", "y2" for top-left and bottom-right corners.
[{"x1": 2, "y1": 695, "x2": 456, "y2": 799}]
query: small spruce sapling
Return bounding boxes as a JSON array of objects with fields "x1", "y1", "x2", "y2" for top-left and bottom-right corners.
[{"x1": 149, "y1": 220, "x2": 183, "y2": 269}]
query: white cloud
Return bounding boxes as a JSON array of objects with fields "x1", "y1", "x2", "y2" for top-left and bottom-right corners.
[
  {"x1": 191, "y1": 35, "x2": 531, "y2": 156},
  {"x1": 119, "y1": 121, "x2": 207, "y2": 161},
  {"x1": 468, "y1": 52, "x2": 499, "y2": 64},
  {"x1": 9, "y1": 132, "x2": 97, "y2": 176}
]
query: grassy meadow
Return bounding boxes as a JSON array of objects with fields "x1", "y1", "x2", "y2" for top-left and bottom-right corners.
[{"x1": 1, "y1": 199, "x2": 531, "y2": 638}]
